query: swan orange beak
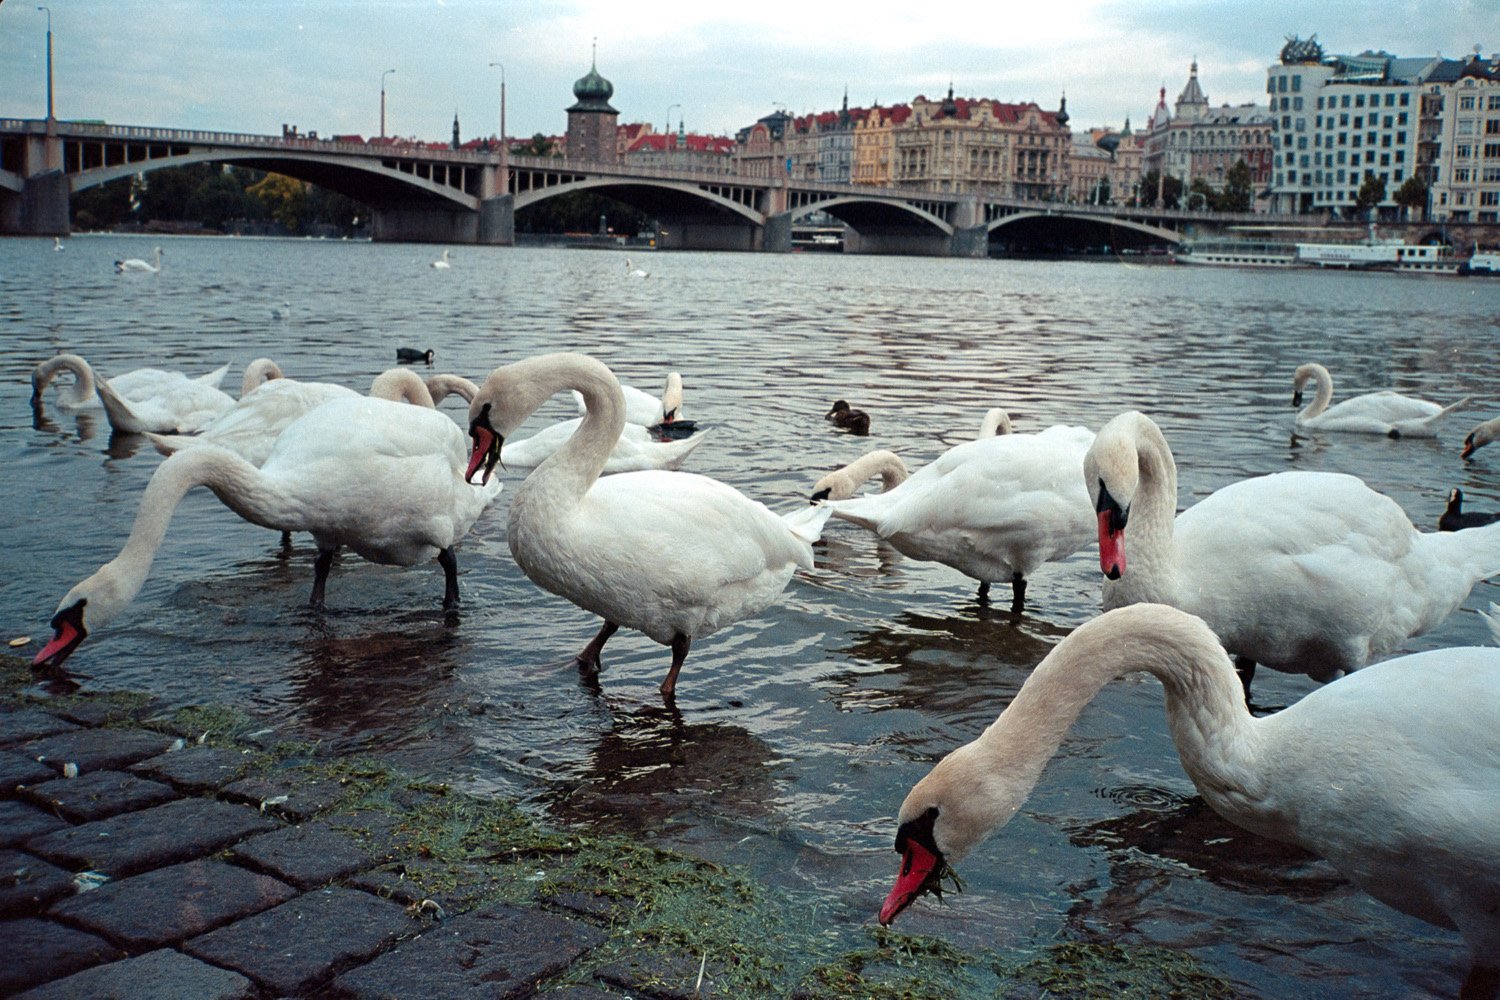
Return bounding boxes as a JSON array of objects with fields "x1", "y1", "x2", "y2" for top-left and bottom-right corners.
[
  {"x1": 465, "y1": 407, "x2": 503, "y2": 485},
  {"x1": 34, "y1": 602, "x2": 86, "y2": 671},
  {"x1": 1462, "y1": 435, "x2": 1477, "y2": 460},
  {"x1": 1097, "y1": 510, "x2": 1126, "y2": 580},
  {"x1": 879, "y1": 838, "x2": 942, "y2": 926}
]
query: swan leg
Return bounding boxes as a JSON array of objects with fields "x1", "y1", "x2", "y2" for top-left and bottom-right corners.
[
  {"x1": 660, "y1": 633, "x2": 691, "y2": 700},
  {"x1": 1234, "y1": 656, "x2": 1256, "y2": 698},
  {"x1": 574, "y1": 621, "x2": 619, "y2": 673},
  {"x1": 438, "y1": 546, "x2": 460, "y2": 609},
  {"x1": 310, "y1": 547, "x2": 336, "y2": 609},
  {"x1": 976, "y1": 581, "x2": 991, "y2": 604},
  {"x1": 1009, "y1": 572, "x2": 1026, "y2": 613},
  {"x1": 1461, "y1": 966, "x2": 1500, "y2": 1000}
]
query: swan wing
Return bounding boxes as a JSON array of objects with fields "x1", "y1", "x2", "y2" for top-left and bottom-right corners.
[
  {"x1": 159, "y1": 381, "x2": 361, "y2": 464},
  {"x1": 1301, "y1": 392, "x2": 1447, "y2": 434}
]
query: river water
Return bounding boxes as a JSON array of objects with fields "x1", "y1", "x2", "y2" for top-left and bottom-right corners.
[{"x1": 4, "y1": 234, "x2": 1499, "y2": 997}]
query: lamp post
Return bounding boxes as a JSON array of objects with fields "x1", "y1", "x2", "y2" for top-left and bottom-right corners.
[
  {"x1": 488, "y1": 61, "x2": 505, "y2": 149},
  {"x1": 37, "y1": 5, "x2": 53, "y2": 121},
  {"x1": 380, "y1": 68, "x2": 395, "y2": 140},
  {"x1": 666, "y1": 103, "x2": 680, "y2": 136}
]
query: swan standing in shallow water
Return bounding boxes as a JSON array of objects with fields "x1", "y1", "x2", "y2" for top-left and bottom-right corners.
[
  {"x1": 1292, "y1": 361, "x2": 1468, "y2": 437},
  {"x1": 1463, "y1": 416, "x2": 1500, "y2": 459},
  {"x1": 114, "y1": 246, "x2": 163, "y2": 273},
  {"x1": 822, "y1": 424, "x2": 1096, "y2": 611},
  {"x1": 34, "y1": 395, "x2": 504, "y2": 671},
  {"x1": 465, "y1": 352, "x2": 830, "y2": 699},
  {"x1": 30, "y1": 353, "x2": 234, "y2": 433},
  {"x1": 879, "y1": 603, "x2": 1500, "y2": 996},
  {"x1": 1085, "y1": 410, "x2": 1500, "y2": 688}
]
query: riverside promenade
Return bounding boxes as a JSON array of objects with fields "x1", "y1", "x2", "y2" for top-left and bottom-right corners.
[{"x1": 0, "y1": 654, "x2": 759, "y2": 1000}]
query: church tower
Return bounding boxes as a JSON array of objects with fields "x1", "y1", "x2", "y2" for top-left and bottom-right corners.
[{"x1": 565, "y1": 45, "x2": 619, "y2": 162}]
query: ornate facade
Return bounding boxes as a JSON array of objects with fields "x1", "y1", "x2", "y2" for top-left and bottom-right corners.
[{"x1": 1145, "y1": 61, "x2": 1273, "y2": 207}]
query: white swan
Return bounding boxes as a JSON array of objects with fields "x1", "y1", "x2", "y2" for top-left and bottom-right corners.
[
  {"x1": 34, "y1": 395, "x2": 504, "y2": 671},
  {"x1": 239, "y1": 357, "x2": 286, "y2": 398},
  {"x1": 822, "y1": 424, "x2": 1096, "y2": 611},
  {"x1": 465, "y1": 352, "x2": 830, "y2": 698},
  {"x1": 1483, "y1": 602, "x2": 1500, "y2": 645},
  {"x1": 977, "y1": 408, "x2": 1012, "y2": 438},
  {"x1": 1084, "y1": 410, "x2": 1500, "y2": 687},
  {"x1": 625, "y1": 257, "x2": 649, "y2": 278},
  {"x1": 1463, "y1": 416, "x2": 1500, "y2": 459},
  {"x1": 501, "y1": 417, "x2": 711, "y2": 474},
  {"x1": 147, "y1": 375, "x2": 360, "y2": 466},
  {"x1": 114, "y1": 246, "x2": 163, "y2": 274},
  {"x1": 811, "y1": 450, "x2": 909, "y2": 502},
  {"x1": 53, "y1": 236, "x2": 65, "y2": 252},
  {"x1": 431, "y1": 249, "x2": 452, "y2": 269},
  {"x1": 424, "y1": 373, "x2": 479, "y2": 406},
  {"x1": 1292, "y1": 362, "x2": 1468, "y2": 437},
  {"x1": 30, "y1": 353, "x2": 234, "y2": 433},
  {"x1": 572, "y1": 371, "x2": 684, "y2": 427},
  {"x1": 878, "y1": 603, "x2": 1500, "y2": 995}
]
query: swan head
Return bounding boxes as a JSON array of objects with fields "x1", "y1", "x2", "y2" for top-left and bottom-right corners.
[
  {"x1": 1463, "y1": 419, "x2": 1498, "y2": 459},
  {"x1": 661, "y1": 372, "x2": 684, "y2": 423},
  {"x1": 466, "y1": 353, "x2": 619, "y2": 485},
  {"x1": 880, "y1": 741, "x2": 1022, "y2": 925},
  {"x1": 1291, "y1": 363, "x2": 1327, "y2": 408},
  {"x1": 34, "y1": 598, "x2": 88, "y2": 671},
  {"x1": 1084, "y1": 414, "x2": 1145, "y2": 581},
  {"x1": 465, "y1": 402, "x2": 505, "y2": 484}
]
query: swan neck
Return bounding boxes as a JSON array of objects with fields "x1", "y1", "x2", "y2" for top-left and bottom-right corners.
[
  {"x1": 508, "y1": 354, "x2": 625, "y2": 501},
  {"x1": 1296, "y1": 364, "x2": 1333, "y2": 419},
  {"x1": 370, "y1": 369, "x2": 436, "y2": 407},
  {"x1": 849, "y1": 450, "x2": 909, "y2": 491},
  {"x1": 33, "y1": 354, "x2": 94, "y2": 404}
]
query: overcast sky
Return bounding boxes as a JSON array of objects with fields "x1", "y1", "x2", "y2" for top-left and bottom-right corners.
[{"x1": 2, "y1": 1, "x2": 1497, "y2": 144}]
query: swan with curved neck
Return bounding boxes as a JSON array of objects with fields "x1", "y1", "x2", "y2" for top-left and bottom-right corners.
[
  {"x1": 1292, "y1": 362, "x2": 1468, "y2": 437},
  {"x1": 425, "y1": 373, "x2": 479, "y2": 406},
  {"x1": 240, "y1": 358, "x2": 284, "y2": 397},
  {"x1": 1463, "y1": 416, "x2": 1500, "y2": 459},
  {"x1": 822, "y1": 423, "x2": 1095, "y2": 611},
  {"x1": 114, "y1": 246, "x2": 163, "y2": 273},
  {"x1": 466, "y1": 352, "x2": 828, "y2": 699},
  {"x1": 880, "y1": 603, "x2": 1500, "y2": 995},
  {"x1": 1085, "y1": 410, "x2": 1500, "y2": 688},
  {"x1": 573, "y1": 371, "x2": 684, "y2": 426},
  {"x1": 30, "y1": 353, "x2": 234, "y2": 433},
  {"x1": 977, "y1": 408, "x2": 1012, "y2": 438},
  {"x1": 35, "y1": 395, "x2": 503, "y2": 670},
  {"x1": 810, "y1": 450, "x2": 910, "y2": 502}
]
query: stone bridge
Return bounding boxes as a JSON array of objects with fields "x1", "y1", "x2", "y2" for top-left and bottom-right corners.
[{"x1": 4, "y1": 118, "x2": 1488, "y2": 253}]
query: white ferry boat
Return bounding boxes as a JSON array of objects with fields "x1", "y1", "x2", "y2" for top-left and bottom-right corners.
[
  {"x1": 1172, "y1": 240, "x2": 1296, "y2": 267},
  {"x1": 1294, "y1": 240, "x2": 1457, "y2": 273},
  {"x1": 1458, "y1": 252, "x2": 1500, "y2": 276}
]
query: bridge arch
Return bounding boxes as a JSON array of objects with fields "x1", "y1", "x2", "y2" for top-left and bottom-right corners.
[
  {"x1": 988, "y1": 210, "x2": 1182, "y2": 244},
  {"x1": 68, "y1": 150, "x2": 480, "y2": 210},
  {"x1": 512, "y1": 175, "x2": 764, "y2": 225},
  {"x1": 788, "y1": 195, "x2": 954, "y2": 235}
]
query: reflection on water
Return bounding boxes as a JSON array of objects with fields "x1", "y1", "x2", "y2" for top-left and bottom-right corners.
[{"x1": 4, "y1": 236, "x2": 1497, "y2": 997}]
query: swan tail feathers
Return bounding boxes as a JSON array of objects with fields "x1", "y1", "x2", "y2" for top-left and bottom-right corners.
[
  {"x1": 781, "y1": 503, "x2": 834, "y2": 544},
  {"x1": 660, "y1": 430, "x2": 711, "y2": 469},
  {"x1": 197, "y1": 363, "x2": 232, "y2": 389},
  {"x1": 1483, "y1": 603, "x2": 1500, "y2": 646},
  {"x1": 821, "y1": 498, "x2": 882, "y2": 533}
]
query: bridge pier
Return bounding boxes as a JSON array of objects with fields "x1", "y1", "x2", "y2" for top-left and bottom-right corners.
[
  {"x1": 477, "y1": 194, "x2": 514, "y2": 246},
  {"x1": 763, "y1": 211, "x2": 793, "y2": 253},
  {"x1": 950, "y1": 224, "x2": 989, "y2": 258},
  {"x1": 0, "y1": 169, "x2": 69, "y2": 237},
  {"x1": 655, "y1": 213, "x2": 763, "y2": 252},
  {"x1": 371, "y1": 203, "x2": 481, "y2": 244}
]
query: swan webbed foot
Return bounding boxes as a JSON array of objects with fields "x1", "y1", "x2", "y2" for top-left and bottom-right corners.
[
  {"x1": 438, "y1": 547, "x2": 460, "y2": 610},
  {"x1": 574, "y1": 621, "x2": 619, "y2": 674},
  {"x1": 1009, "y1": 572, "x2": 1026, "y2": 614},
  {"x1": 976, "y1": 581, "x2": 991, "y2": 605},
  {"x1": 660, "y1": 633, "x2": 691, "y2": 701},
  {"x1": 1234, "y1": 656, "x2": 1256, "y2": 700},
  {"x1": 309, "y1": 547, "x2": 336, "y2": 610}
]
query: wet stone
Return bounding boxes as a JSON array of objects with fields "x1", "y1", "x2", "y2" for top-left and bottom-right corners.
[
  {"x1": 545, "y1": 887, "x2": 639, "y2": 923},
  {"x1": 230, "y1": 822, "x2": 377, "y2": 890},
  {"x1": 131, "y1": 744, "x2": 255, "y2": 794},
  {"x1": 0, "y1": 708, "x2": 78, "y2": 748},
  {"x1": 0, "y1": 799, "x2": 69, "y2": 849},
  {"x1": 595, "y1": 953, "x2": 732, "y2": 999},
  {"x1": 48, "y1": 699, "x2": 162, "y2": 728},
  {"x1": 22, "y1": 728, "x2": 178, "y2": 776},
  {"x1": 220, "y1": 773, "x2": 346, "y2": 822},
  {"x1": 51, "y1": 858, "x2": 298, "y2": 949},
  {"x1": 348, "y1": 858, "x2": 515, "y2": 914},
  {"x1": 21, "y1": 769, "x2": 178, "y2": 822},
  {"x1": 27, "y1": 797, "x2": 279, "y2": 877},
  {"x1": 14, "y1": 947, "x2": 255, "y2": 1000},
  {"x1": 535, "y1": 989, "x2": 623, "y2": 1000},
  {"x1": 0, "y1": 917, "x2": 124, "y2": 996},
  {"x1": 0, "y1": 750, "x2": 58, "y2": 795},
  {"x1": 331, "y1": 902, "x2": 605, "y2": 1000},
  {"x1": 183, "y1": 886, "x2": 411, "y2": 995},
  {"x1": 0, "y1": 849, "x2": 75, "y2": 918}
]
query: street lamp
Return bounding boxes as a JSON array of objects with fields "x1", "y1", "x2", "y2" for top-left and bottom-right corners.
[
  {"x1": 488, "y1": 61, "x2": 505, "y2": 148},
  {"x1": 666, "y1": 103, "x2": 681, "y2": 136},
  {"x1": 37, "y1": 5, "x2": 53, "y2": 121},
  {"x1": 380, "y1": 68, "x2": 395, "y2": 140}
]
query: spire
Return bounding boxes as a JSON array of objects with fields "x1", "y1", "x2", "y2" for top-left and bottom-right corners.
[
  {"x1": 451, "y1": 111, "x2": 460, "y2": 148},
  {"x1": 1056, "y1": 91, "x2": 1069, "y2": 127},
  {"x1": 1176, "y1": 59, "x2": 1208, "y2": 120}
]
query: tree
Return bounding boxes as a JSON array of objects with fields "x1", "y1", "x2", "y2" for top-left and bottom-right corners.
[
  {"x1": 1393, "y1": 175, "x2": 1429, "y2": 220},
  {"x1": 1140, "y1": 170, "x2": 1183, "y2": 209},
  {"x1": 1220, "y1": 159, "x2": 1254, "y2": 213},
  {"x1": 133, "y1": 163, "x2": 221, "y2": 223},
  {"x1": 188, "y1": 171, "x2": 254, "y2": 230},
  {"x1": 1187, "y1": 177, "x2": 1218, "y2": 211},
  {"x1": 518, "y1": 133, "x2": 558, "y2": 157},
  {"x1": 247, "y1": 173, "x2": 309, "y2": 233},
  {"x1": 71, "y1": 177, "x2": 133, "y2": 231},
  {"x1": 1354, "y1": 173, "x2": 1387, "y2": 215}
]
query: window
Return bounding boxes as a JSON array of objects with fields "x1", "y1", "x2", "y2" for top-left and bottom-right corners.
[
  {"x1": 1289, "y1": 169, "x2": 1298, "y2": 182},
  {"x1": 1385, "y1": 93, "x2": 1395, "y2": 107},
  {"x1": 1461, "y1": 95, "x2": 1477, "y2": 110},
  {"x1": 1294, "y1": 96, "x2": 1304, "y2": 111},
  {"x1": 1397, "y1": 132, "x2": 1406, "y2": 144},
  {"x1": 1278, "y1": 76, "x2": 1287, "y2": 93},
  {"x1": 1458, "y1": 144, "x2": 1474, "y2": 158},
  {"x1": 1341, "y1": 95, "x2": 1351, "y2": 108},
  {"x1": 1397, "y1": 112, "x2": 1407, "y2": 125},
  {"x1": 1354, "y1": 116, "x2": 1363, "y2": 128},
  {"x1": 1490, "y1": 95, "x2": 1500, "y2": 110},
  {"x1": 1292, "y1": 75, "x2": 1302, "y2": 92},
  {"x1": 1400, "y1": 93, "x2": 1409, "y2": 106},
  {"x1": 1301, "y1": 154, "x2": 1310, "y2": 168},
  {"x1": 1298, "y1": 135, "x2": 1308, "y2": 149},
  {"x1": 1484, "y1": 166, "x2": 1500, "y2": 182},
  {"x1": 1340, "y1": 113, "x2": 1349, "y2": 127},
  {"x1": 1356, "y1": 94, "x2": 1366, "y2": 108},
  {"x1": 1489, "y1": 120, "x2": 1500, "y2": 135},
  {"x1": 1459, "y1": 120, "x2": 1477, "y2": 136},
  {"x1": 1380, "y1": 153, "x2": 1390, "y2": 166},
  {"x1": 1487, "y1": 142, "x2": 1500, "y2": 158},
  {"x1": 1483, "y1": 191, "x2": 1499, "y2": 207}
]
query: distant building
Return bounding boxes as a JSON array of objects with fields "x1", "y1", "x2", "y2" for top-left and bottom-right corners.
[
  {"x1": 1144, "y1": 61, "x2": 1272, "y2": 207},
  {"x1": 623, "y1": 122, "x2": 736, "y2": 173},
  {"x1": 1427, "y1": 54, "x2": 1500, "y2": 223},
  {"x1": 1265, "y1": 37, "x2": 1455, "y2": 216},
  {"x1": 565, "y1": 52, "x2": 619, "y2": 163}
]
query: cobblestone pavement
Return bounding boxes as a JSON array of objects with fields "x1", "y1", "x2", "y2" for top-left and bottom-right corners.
[{"x1": 0, "y1": 699, "x2": 739, "y2": 1000}]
